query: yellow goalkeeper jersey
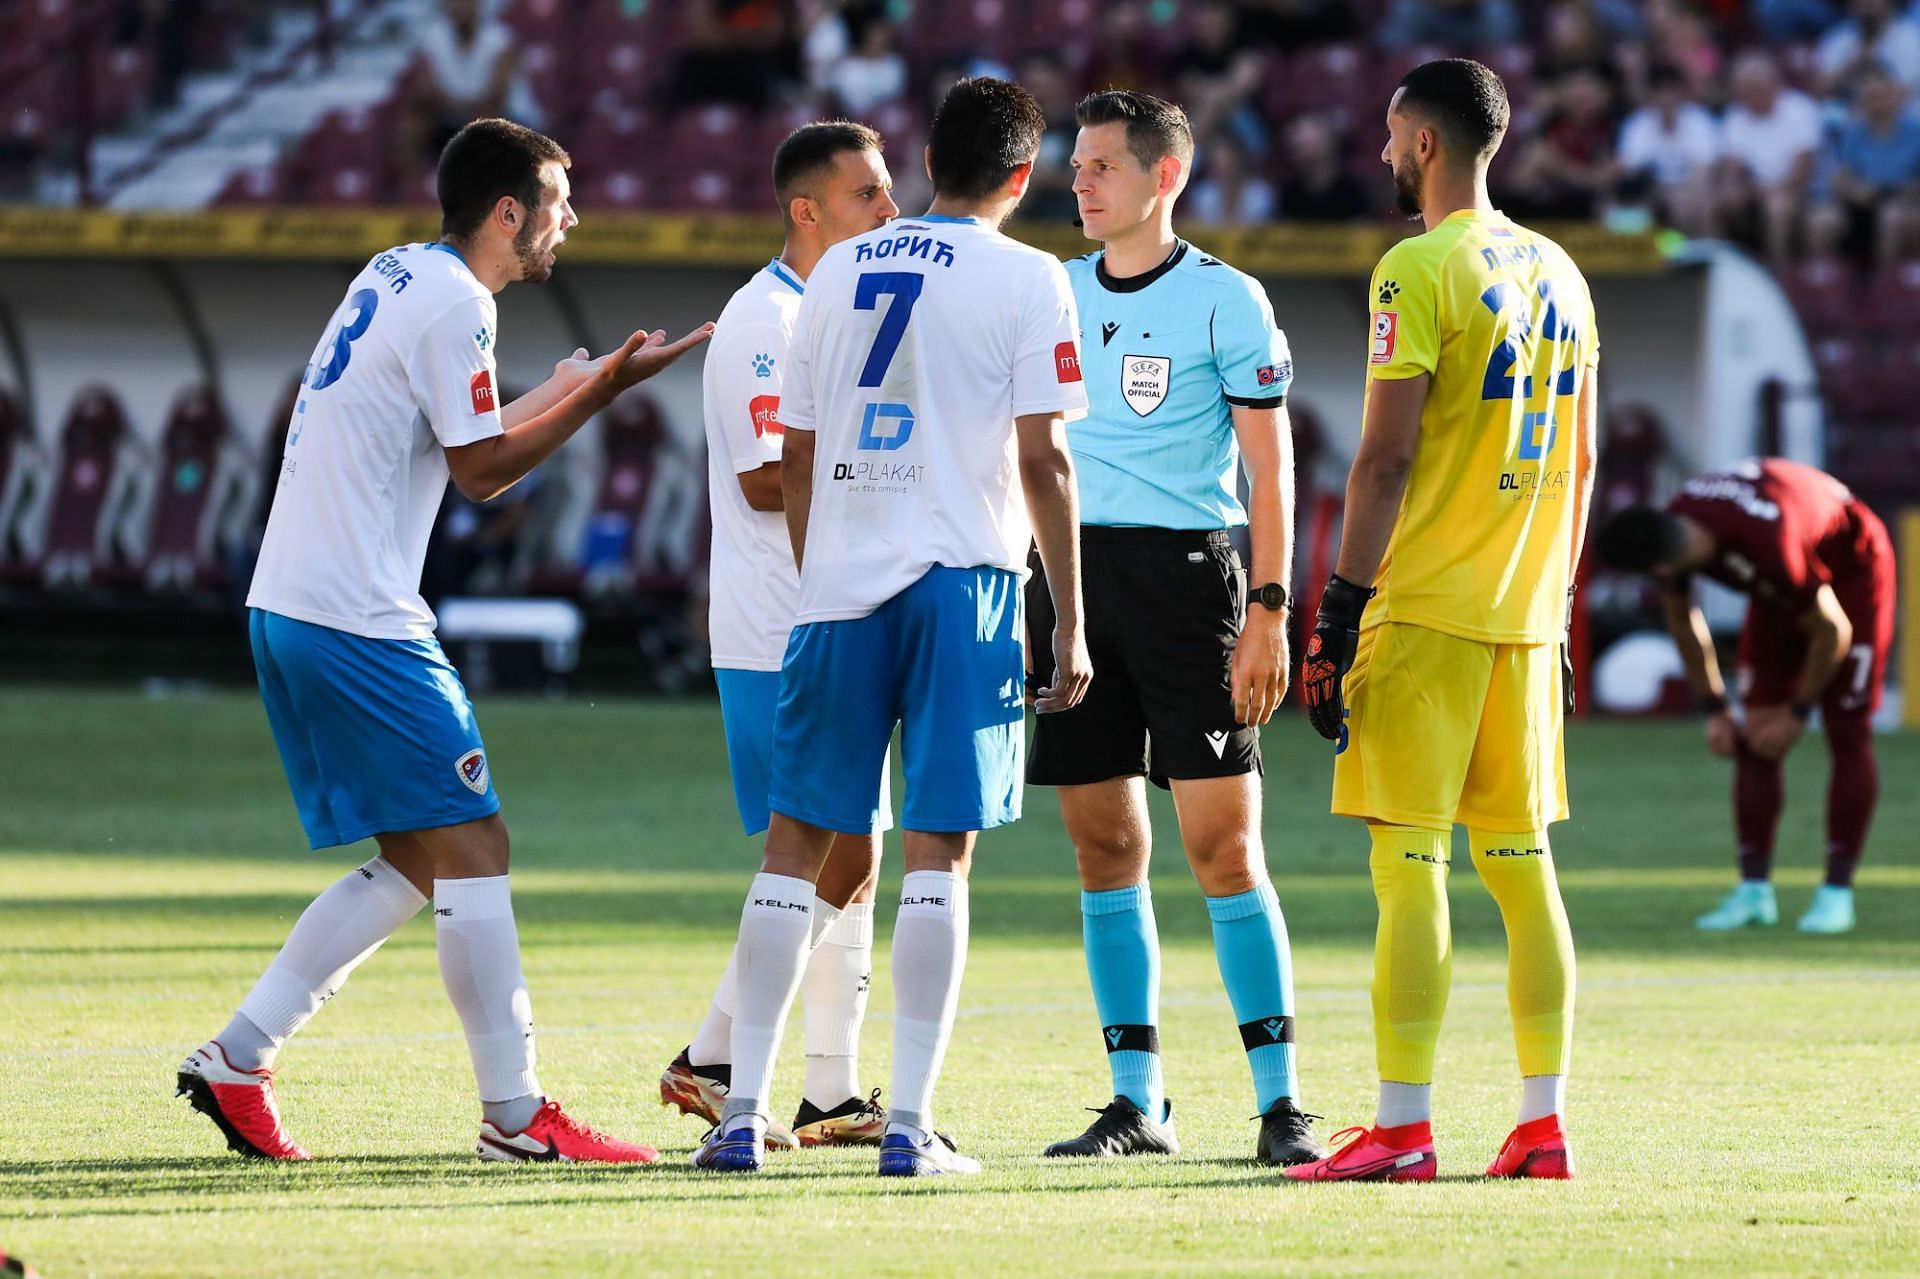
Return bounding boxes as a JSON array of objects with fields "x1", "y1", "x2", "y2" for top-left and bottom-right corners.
[{"x1": 1361, "y1": 209, "x2": 1599, "y2": 644}]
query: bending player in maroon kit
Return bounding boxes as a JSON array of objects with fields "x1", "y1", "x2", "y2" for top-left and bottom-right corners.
[{"x1": 1597, "y1": 459, "x2": 1896, "y2": 934}]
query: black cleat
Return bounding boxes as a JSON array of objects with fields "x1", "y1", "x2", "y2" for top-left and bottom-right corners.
[
  {"x1": 792, "y1": 1088, "x2": 887, "y2": 1146},
  {"x1": 1255, "y1": 1097, "x2": 1327, "y2": 1166},
  {"x1": 1043, "y1": 1096, "x2": 1180, "y2": 1158}
]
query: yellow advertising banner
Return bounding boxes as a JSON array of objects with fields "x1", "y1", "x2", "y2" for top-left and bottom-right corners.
[{"x1": 0, "y1": 209, "x2": 1671, "y2": 276}]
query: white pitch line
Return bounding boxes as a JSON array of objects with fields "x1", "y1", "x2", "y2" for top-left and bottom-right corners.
[{"x1": 2, "y1": 968, "x2": 1915, "y2": 1064}]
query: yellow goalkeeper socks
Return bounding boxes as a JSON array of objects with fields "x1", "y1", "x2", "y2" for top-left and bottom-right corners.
[
  {"x1": 1469, "y1": 829, "x2": 1575, "y2": 1081},
  {"x1": 1368, "y1": 825, "x2": 1453, "y2": 1087}
]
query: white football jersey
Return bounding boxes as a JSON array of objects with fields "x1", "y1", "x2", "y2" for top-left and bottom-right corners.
[
  {"x1": 703, "y1": 258, "x2": 806, "y2": 672},
  {"x1": 248, "y1": 244, "x2": 505, "y2": 639},
  {"x1": 782, "y1": 215, "x2": 1088, "y2": 623}
]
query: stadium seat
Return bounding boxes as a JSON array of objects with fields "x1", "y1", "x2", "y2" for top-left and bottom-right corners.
[
  {"x1": 213, "y1": 163, "x2": 289, "y2": 207},
  {"x1": 574, "y1": 168, "x2": 654, "y2": 210},
  {"x1": 1865, "y1": 260, "x2": 1920, "y2": 339},
  {"x1": 571, "y1": 104, "x2": 659, "y2": 176},
  {"x1": 1598, "y1": 403, "x2": 1673, "y2": 516},
  {"x1": 39, "y1": 386, "x2": 135, "y2": 589},
  {"x1": 142, "y1": 386, "x2": 238, "y2": 591},
  {"x1": 1810, "y1": 335, "x2": 1877, "y2": 421},
  {"x1": 662, "y1": 104, "x2": 756, "y2": 177},
  {"x1": 1779, "y1": 257, "x2": 1861, "y2": 336},
  {"x1": 570, "y1": 392, "x2": 664, "y2": 596}
]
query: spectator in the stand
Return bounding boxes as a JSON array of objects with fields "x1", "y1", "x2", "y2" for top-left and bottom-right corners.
[
  {"x1": 800, "y1": 0, "x2": 852, "y2": 95},
  {"x1": 1277, "y1": 113, "x2": 1370, "y2": 221},
  {"x1": 1648, "y1": 0, "x2": 1724, "y2": 98},
  {"x1": 1510, "y1": 68, "x2": 1619, "y2": 220},
  {"x1": 1537, "y1": 2, "x2": 1623, "y2": 85},
  {"x1": 1084, "y1": 2, "x2": 1168, "y2": 92},
  {"x1": 1618, "y1": 62, "x2": 1722, "y2": 235},
  {"x1": 671, "y1": 0, "x2": 797, "y2": 110},
  {"x1": 394, "y1": 0, "x2": 541, "y2": 176},
  {"x1": 1176, "y1": 1, "x2": 1267, "y2": 150},
  {"x1": 824, "y1": 15, "x2": 906, "y2": 115},
  {"x1": 1753, "y1": 0, "x2": 1844, "y2": 42},
  {"x1": 1023, "y1": 53, "x2": 1084, "y2": 222},
  {"x1": 1809, "y1": 61, "x2": 1920, "y2": 263},
  {"x1": 1377, "y1": 0, "x2": 1521, "y2": 49},
  {"x1": 1187, "y1": 131, "x2": 1277, "y2": 225},
  {"x1": 1230, "y1": 0, "x2": 1356, "y2": 54},
  {"x1": 1817, "y1": 0, "x2": 1920, "y2": 94},
  {"x1": 1718, "y1": 50, "x2": 1825, "y2": 264}
]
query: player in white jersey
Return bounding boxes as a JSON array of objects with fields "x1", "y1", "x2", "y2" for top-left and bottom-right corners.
[
  {"x1": 659, "y1": 120, "x2": 901, "y2": 1150},
  {"x1": 692, "y1": 77, "x2": 1092, "y2": 1178},
  {"x1": 177, "y1": 119, "x2": 712, "y2": 1165}
]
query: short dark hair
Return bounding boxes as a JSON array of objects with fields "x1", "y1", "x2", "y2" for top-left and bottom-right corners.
[
  {"x1": 1395, "y1": 58, "x2": 1510, "y2": 162},
  {"x1": 438, "y1": 117, "x2": 570, "y2": 240},
  {"x1": 927, "y1": 76, "x2": 1046, "y2": 202},
  {"x1": 1074, "y1": 89, "x2": 1194, "y2": 170},
  {"x1": 1595, "y1": 506, "x2": 1689, "y2": 573},
  {"x1": 772, "y1": 120, "x2": 884, "y2": 223}
]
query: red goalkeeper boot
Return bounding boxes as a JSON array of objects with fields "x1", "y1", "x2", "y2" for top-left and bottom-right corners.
[
  {"x1": 1280, "y1": 1120, "x2": 1436, "y2": 1183},
  {"x1": 1486, "y1": 1115, "x2": 1574, "y2": 1180}
]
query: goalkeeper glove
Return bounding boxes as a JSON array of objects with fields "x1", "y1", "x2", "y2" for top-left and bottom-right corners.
[{"x1": 1302, "y1": 573, "x2": 1374, "y2": 742}]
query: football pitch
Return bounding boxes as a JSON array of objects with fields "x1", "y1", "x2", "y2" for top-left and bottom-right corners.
[{"x1": 2, "y1": 686, "x2": 1917, "y2": 1277}]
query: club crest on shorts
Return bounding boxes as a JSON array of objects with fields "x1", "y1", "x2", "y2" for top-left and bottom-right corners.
[
  {"x1": 1122, "y1": 355, "x2": 1170, "y2": 417},
  {"x1": 455, "y1": 748, "x2": 490, "y2": 795}
]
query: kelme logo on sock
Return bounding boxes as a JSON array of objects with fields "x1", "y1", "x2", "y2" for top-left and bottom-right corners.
[{"x1": 752, "y1": 898, "x2": 810, "y2": 912}]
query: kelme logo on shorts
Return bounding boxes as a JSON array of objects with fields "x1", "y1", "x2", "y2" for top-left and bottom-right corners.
[{"x1": 455, "y1": 748, "x2": 490, "y2": 795}]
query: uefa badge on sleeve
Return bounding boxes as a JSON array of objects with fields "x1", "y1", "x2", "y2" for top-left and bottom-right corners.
[{"x1": 455, "y1": 748, "x2": 490, "y2": 795}]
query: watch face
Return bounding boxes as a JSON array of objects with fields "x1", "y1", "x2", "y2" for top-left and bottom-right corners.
[{"x1": 1256, "y1": 583, "x2": 1287, "y2": 610}]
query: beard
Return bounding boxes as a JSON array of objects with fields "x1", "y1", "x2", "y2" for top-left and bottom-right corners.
[
  {"x1": 514, "y1": 218, "x2": 552, "y2": 282},
  {"x1": 1392, "y1": 151, "x2": 1424, "y2": 218}
]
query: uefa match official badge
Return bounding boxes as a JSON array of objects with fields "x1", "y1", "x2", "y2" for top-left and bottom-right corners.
[
  {"x1": 455, "y1": 749, "x2": 490, "y2": 795},
  {"x1": 1122, "y1": 355, "x2": 1170, "y2": 416}
]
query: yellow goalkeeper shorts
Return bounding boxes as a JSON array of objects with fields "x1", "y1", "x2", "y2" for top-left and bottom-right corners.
[{"x1": 1331, "y1": 621, "x2": 1568, "y2": 833}]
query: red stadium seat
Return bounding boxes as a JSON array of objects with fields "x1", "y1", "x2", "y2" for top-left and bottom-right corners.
[
  {"x1": 306, "y1": 164, "x2": 380, "y2": 206},
  {"x1": 663, "y1": 167, "x2": 754, "y2": 213},
  {"x1": 1865, "y1": 259, "x2": 1920, "y2": 339},
  {"x1": 536, "y1": 391, "x2": 664, "y2": 593},
  {"x1": 213, "y1": 163, "x2": 288, "y2": 206},
  {"x1": 1867, "y1": 339, "x2": 1920, "y2": 418},
  {"x1": 574, "y1": 167, "x2": 654, "y2": 210},
  {"x1": 0, "y1": 386, "x2": 33, "y2": 575},
  {"x1": 500, "y1": 0, "x2": 577, "y2": 43},
  {"x1": 1811, "y1": 335, "x2": 1877, "y2": 421},
  {"x1": 570, "y1": 104, "x2": 658, "y2": 174},
  {"x1": 40, "y1": 386, "x2": 131, "y2": 588},
  {"x1": 1779, "y1": 257, "x2": 1861, "y2": 336},
  {"x1": 143, "y1": 386, "x2": 233, "y2": 591}
]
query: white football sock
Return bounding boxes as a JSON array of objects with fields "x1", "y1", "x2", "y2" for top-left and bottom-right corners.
[
  {"x1": 1376, "y1": 1081, "x2": 1432, "y2": 1129},
  {"x1": 886, "y1": 871, "x2": 969, "y2": 1139},
  {"x1": 433, "y1": 876, "x2": 541, "y2": 1119},
  {"x1": 1519, "y1": 1074, "x2": 1566, "y2": 1124},
  {"x1": 803, "y1": 900, "x2": 873, "y2": 1104},
  {"x1": 688, "y1": 896, "x2": 845, "y2": 1073},
  {"x1": 225, "y1": 857, "x2": 427, "y2": 1071},
  {"x1": 718, "y1": 873, "x2": 816, "y2": 1135}
]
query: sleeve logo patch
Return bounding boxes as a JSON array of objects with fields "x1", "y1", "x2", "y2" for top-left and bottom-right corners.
[
  {"x1": 1377, "y1": 280, "x2": 1402, "y2": 305},
  {"x1": 1256, "y1": 359, "x2": 1293, "y2": 387},
  {"x1": 749, "y1": 394, "x2": 783, "y2": 438},
  {"x1": 751, "y1": 352, "x2": 776, "y2": 378},
  {"x1": 1370, "y1": 312, "x2": 1398, "y2": 365},
  {"x1": 1054, "y1": 340, "x2": 1083, "y2": 382},
  {"x1": 469, "y1": 368, "x2": 496, "y2": 414}
]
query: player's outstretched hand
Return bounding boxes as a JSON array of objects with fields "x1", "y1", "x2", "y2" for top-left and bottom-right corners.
[
  {"x1": 1232, "y1": 608, "x2": 1289, "y2": 728},
  {"x1": 550, "y1": 346, "x2": 594, "y2": 395},
  {"x1": 1301, "y1": 573, "x2": 1373, "y2": 742},
  {"x1": 598, "y1": 323, "x2": 716, "y2": 394},
  {"x1": 1033, "y1": 624, "x2": 1092, "y2": 714}
]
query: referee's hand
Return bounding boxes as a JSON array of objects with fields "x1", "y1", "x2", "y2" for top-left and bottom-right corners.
[
  {"x1": 1301, "y1": 573, "x2": 1373, "y2": 742},
  {"x1": 1231, "y1": 609, "x2": 1289, "y2": 728},
  {"x1": 1032, "y1": 624, "x2": 1092, "y2": 714}
]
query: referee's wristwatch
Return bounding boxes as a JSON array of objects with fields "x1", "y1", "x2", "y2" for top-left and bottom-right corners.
[{"x1": 1250, "y1": 581, "x2": 1289, "y2": 612}]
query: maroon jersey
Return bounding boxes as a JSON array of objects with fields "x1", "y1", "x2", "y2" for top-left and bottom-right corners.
[{"x1": 1666, "y1": 459, "x2": 1879, "y2": 614}]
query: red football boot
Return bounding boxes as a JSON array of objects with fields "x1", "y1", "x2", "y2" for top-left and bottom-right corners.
[
  {"x1": 1486, "y1": 1115, "x2": 1574, "y2": 1180},
  {"x1": 1280, "y1": 1121, "x2": 1436, "y2": 1182},
  {"x1": 176, "y1": 1041, "x2": 312, "y2": 1161},
  {"x1": 476, "y1": 1099, "x2": 660, "y2": 1164}
]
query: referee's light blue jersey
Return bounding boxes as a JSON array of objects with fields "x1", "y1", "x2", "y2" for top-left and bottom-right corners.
[{"x1": 1065, "y1": 241, "x2": 1292, "y2": 530}]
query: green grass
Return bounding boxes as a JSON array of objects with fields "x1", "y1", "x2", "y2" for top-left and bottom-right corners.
[{"x1": 2, "y1": 686, "x2": 1917, "y2": 1278}]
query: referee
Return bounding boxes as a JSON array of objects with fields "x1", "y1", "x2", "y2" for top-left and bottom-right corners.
[{"x1": 1029, "y1": 91, "x2": 1323, "y2": 1167}]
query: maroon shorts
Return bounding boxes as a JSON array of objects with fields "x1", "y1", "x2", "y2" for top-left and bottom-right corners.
[{"x1": 1737, "y1": 508, "x2": 1896, "y2": 717}]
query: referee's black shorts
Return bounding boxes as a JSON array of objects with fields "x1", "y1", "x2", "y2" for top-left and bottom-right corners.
[{"x1": 1025, "y1": 525, "x2": 1261, "y2": 789}]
